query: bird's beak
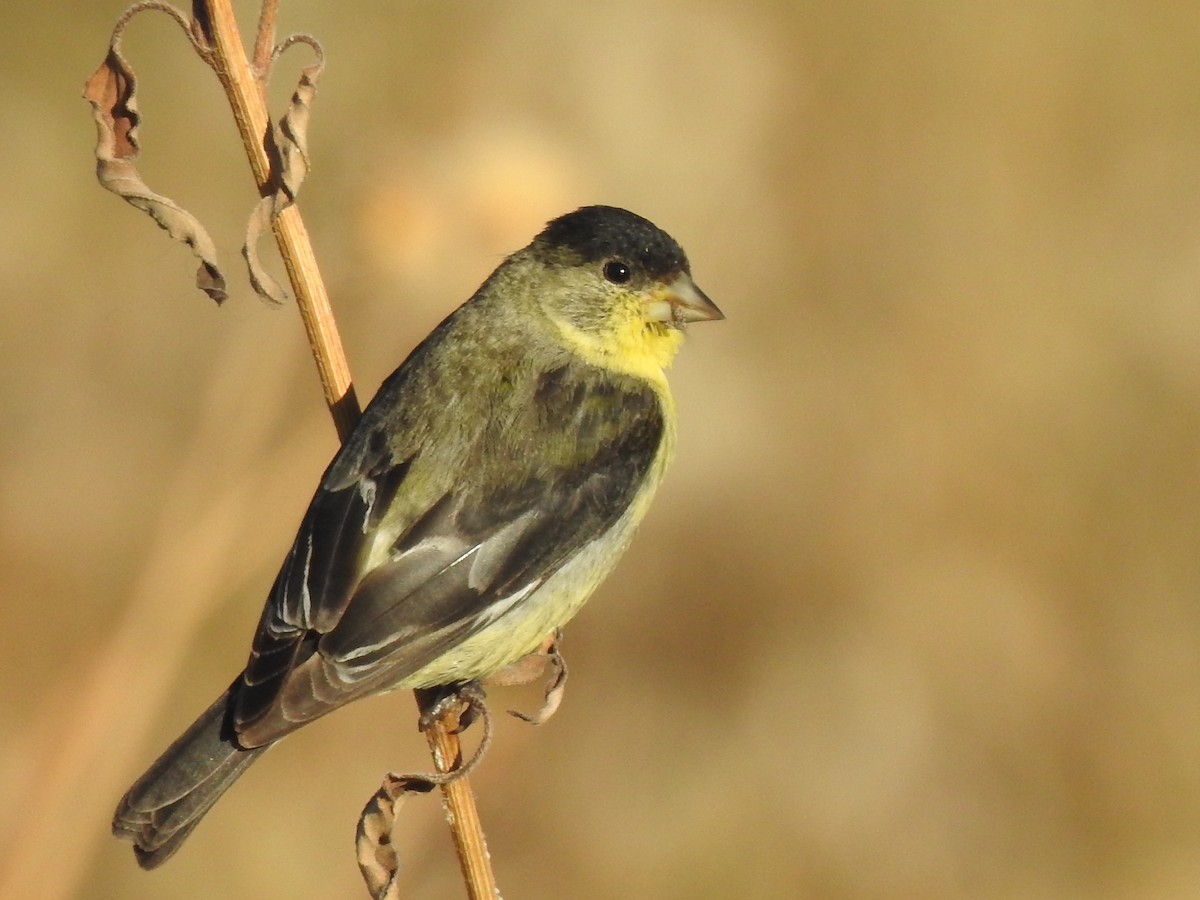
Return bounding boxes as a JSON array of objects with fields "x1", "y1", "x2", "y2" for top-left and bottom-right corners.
[{"x1": 645, "y1": 273, "x2": 725, "y2": 327}]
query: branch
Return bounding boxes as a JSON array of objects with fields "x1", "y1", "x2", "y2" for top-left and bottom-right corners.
[
  {"x1": 421, "y1": 707, "x2": 499, "y2": 898},
  {"x1": 193, "y1": 0, "x2": 361, "y2": 436}
]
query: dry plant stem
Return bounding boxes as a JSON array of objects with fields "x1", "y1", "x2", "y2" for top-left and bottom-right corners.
[
  {"x1": 250, "y1": 0, "x2": 278, "y2": 73},
  {"x1": 424, "y1": 709, "x2": 500, "y2": 899},
  {"x1": 198, "y1": 0, "x2": 360, "y2": 438},
  {"x1": 197, "y1": 2, "x2": 498, "y2": 895}
]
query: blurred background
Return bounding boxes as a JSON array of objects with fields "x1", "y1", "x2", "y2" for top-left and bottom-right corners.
[{"x1": 4, "y1": 1, "x2": 1200, "y2": 897}]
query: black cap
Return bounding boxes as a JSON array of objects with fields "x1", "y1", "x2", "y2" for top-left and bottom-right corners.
[{"x1": 534, "y1": 206, "x2": 690, "y2": 280}]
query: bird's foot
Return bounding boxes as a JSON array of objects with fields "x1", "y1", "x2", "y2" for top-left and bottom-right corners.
[{"x1": 415, "y1": 681, "x2": 488, "y2": 735}]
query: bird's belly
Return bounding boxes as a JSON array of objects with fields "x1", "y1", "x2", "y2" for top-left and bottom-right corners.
[{"x1": 401, "y1": 502, "x2": 646, "y2": 688}]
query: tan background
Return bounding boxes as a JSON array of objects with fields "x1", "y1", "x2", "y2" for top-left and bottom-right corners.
[{"x1": 4, "y1": 2, "x2": 1200, "y2": 897}]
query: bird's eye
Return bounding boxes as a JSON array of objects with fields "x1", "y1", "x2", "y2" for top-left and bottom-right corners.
[{"x1": 603, "y1": 260, "x2": 632, "y2": 284}]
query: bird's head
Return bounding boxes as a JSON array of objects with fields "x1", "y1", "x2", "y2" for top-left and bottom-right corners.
[{"x1": 522, "y1": 206, "x2": 723, "y2": 381}]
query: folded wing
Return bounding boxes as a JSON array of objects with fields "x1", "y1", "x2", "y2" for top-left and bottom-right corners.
[{"x1": 233, "y1": 362, "x2": 665, "y2": 746}]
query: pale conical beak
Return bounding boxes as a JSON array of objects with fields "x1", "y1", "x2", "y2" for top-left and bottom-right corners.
[{"x1": 646, "y1": 273, "x2": 725, "y2": 327}]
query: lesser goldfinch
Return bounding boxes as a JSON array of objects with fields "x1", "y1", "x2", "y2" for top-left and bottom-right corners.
[{"x1": 112, "y1": 205, "x2": 722, "y2": 868}]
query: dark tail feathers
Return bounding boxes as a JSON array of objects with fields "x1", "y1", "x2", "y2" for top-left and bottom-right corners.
[{"x1": 112, "y1": 683, "x2": 270, "y2": 869}]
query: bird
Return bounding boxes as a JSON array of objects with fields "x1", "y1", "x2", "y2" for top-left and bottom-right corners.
[{"x1": 112, "y1": 204, "x2": 723, "y2": 868}]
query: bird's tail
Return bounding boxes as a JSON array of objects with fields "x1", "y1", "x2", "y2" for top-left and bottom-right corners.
[{"x1": 112, "y1": 682, "x2": 270, "y2": 869}]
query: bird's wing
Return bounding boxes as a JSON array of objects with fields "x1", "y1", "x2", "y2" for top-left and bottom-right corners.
[{"x1": 232, "y1": 363, "x2": 666, "y2": 745}]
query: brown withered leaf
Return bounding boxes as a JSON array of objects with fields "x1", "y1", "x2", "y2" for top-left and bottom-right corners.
[
  {"x1": 356, "y1": 774, "x2": 436, "y2": 900},
  {"x1": 82, "y1": 6, "x2": 227, "y2": 303},
  {"x1": 244, "y1": 35, "x2": 324, "y2": 304},
  {"x1": 503, "y1": 635, "x2": 568, "y2": 726}
]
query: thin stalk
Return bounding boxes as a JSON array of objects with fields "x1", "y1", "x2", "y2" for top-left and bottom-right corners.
[{"x1": 198, "y1": 0, "x2": 359, "y2": 437}]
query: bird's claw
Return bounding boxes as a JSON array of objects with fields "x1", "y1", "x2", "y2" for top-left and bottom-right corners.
[{"x1": 415, "y1": 682, "x2": 487, "y2": 734}]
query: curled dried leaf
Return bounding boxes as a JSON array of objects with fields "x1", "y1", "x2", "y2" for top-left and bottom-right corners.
[
  {"x1": 82, "y1": 3, "x2": 227, "y2": 303},
  {"x1": 506, "y1": 639, "x2": 568, "y2": 726},
  {"x1": 356, "y1": 774, "x2": 435, "y2": 900},
  {"x1": 243, "y1": 194, "x2": 285, "y2": 303},
  {"x1": 479, "y1": 630, "x2": 568, "y2": 725},
  {"x1": 243, "y1": 34, "x2": 324, "y2": 304}
]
